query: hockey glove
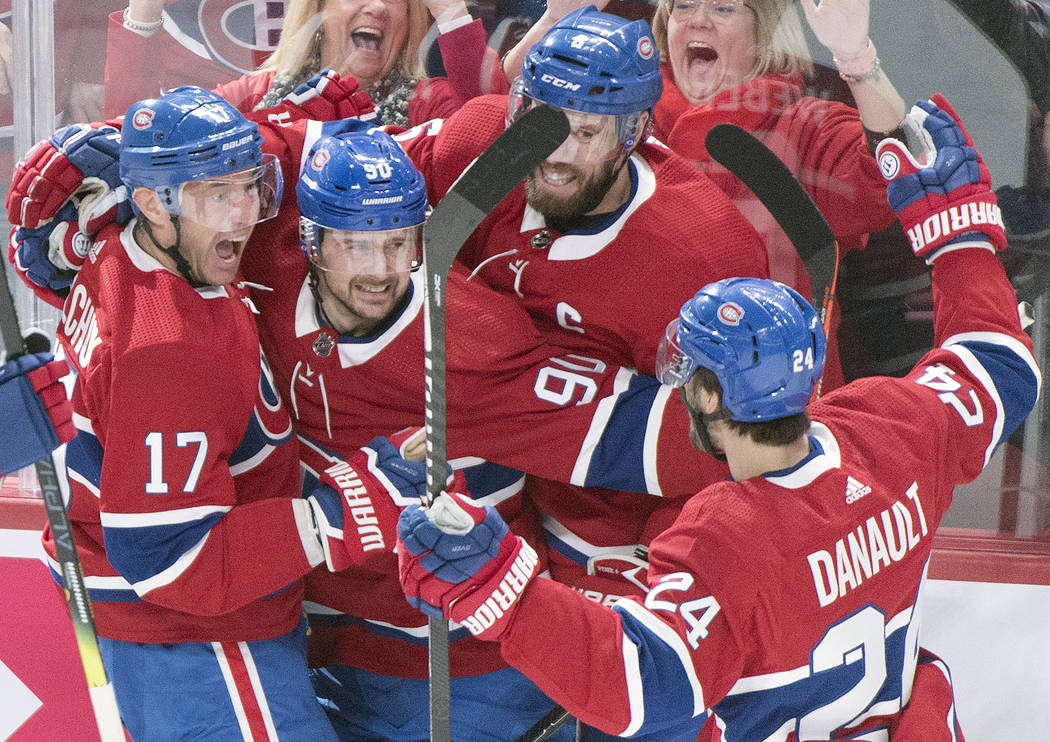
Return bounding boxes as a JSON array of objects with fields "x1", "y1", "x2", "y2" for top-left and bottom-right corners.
[
  {"x1": 7, "y1": 123, "x2": 128, "y2": 230},
  {"x1": 0, "y1": 352, "x2": 74, "y2": 474},
  {"x1": 398, "y1": 492, "x2": 539, "y2": 641},
  {"x1": 271, "y1": 69, "x2": 376, "y2": 124},
  {"x1": 305, "y1": 433, "x2": 435, "y2": 571},
  {"x1": 876, "y1": 93, "x2": 1006, "y2": 263}
]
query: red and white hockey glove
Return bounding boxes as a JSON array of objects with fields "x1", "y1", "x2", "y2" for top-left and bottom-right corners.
[
  {"x1": 398, "y1": 492, "x2": 539, "y2": 641},
  {"x1": 6, "y1": 123, "x2": 130, "y2": 299},
  {"x1": 7, "y1": 123, "x2": 128, "y2": 230},
  {"x1": 0, "y1": 352, "x2": 74, "y2": 474},
  {"x1": 303, "y1": 429, "x2": 438, "y2": 571},
  {"x1": 876, "y1": 93, "x2": 1006, "y2": 263},
  {"x1": 268, "y1": 69, "x2": 376, "y2": 124}
]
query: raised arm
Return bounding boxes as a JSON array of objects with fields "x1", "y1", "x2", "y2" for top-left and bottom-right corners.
[{"x1": 800, "y1": 0, "x2": 907, "y2": 138}]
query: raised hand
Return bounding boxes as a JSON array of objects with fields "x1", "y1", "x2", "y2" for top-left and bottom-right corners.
[
  {"x1": 876, "y1": 93, "x2": 1006, "y2": 262},
  {"x1": 274, "y1": 69, "x2": 376, "y2": 123},
  {"x1": 799, "y1": 0, "x2": 871, "y2": 60}
]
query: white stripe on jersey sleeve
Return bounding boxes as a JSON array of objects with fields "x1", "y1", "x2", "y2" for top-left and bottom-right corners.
[
  {"x1": 621, "y1": 630, "x2": 645, "y2": 737},
  {"x1": 133, "y1": 532, "x2": 209, "y2": 595},
  {"x1": 942, "y1": 330, "x2": 1042, "y2": 397},
  {"x1": 643, "y1": 384, "x2": 674, "y2": 497},
  {"x1": 942, "y1": 343, "x2": 1006, "y2": 468},
  {"x1": 100, "y1": 504, "x2": 232, "y2": 528},
  {"x1": 570, "y1": 367, "x2": 636, "y2": 487}
]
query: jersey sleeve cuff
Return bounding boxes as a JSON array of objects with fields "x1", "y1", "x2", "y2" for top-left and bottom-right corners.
[{"x1": 292, "y1": 498, "x2": 326, "y2": 568}]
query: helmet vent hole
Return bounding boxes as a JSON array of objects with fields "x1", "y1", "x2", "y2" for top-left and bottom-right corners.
[
  {"x1": 552, "y1": 53, "x2": 587, "y2": 69},
  {"x1": 187, "y1": 145, "x2": 218, "y2": 162},
  {"x1": 587, "y1": 86, "x2": 605, "y2": 96}
]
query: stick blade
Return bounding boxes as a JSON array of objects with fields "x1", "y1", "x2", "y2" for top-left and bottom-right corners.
[
  {"x1": 422, "y1": 104, "x2": 570, "y2": 278},
  {"x1": 705, "y1": 123, "x2": 837, "y2": 297}
]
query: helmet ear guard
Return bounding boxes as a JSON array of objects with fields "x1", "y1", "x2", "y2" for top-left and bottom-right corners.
[{"x1": 656, "y1": 278, "x2": 826, "y2": 422}]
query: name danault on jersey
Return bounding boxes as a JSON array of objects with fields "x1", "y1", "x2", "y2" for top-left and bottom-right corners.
[{"x1": 808, "y1": 482, "x2": 928, "y2": 608}]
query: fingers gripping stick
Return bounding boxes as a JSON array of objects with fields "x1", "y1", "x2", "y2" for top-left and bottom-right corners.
[
  {"x1": 0, "y1": 351, "x2": 75, "y2": 474},
  {"x1": 876, "y1": 93, "x2": 1006, "y2": 262},
  {"x1": 398, "y1": 493, "x2": 538, "y2": 639}
]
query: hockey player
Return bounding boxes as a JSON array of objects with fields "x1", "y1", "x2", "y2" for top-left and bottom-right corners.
[
  {"x1": 43, "y1": 86, "x2": 436, "y2": 741},
  {"x1": 4, "y1": 112, "x2": 724, "y2": 738},
  {"x1": 243, "y1": 128, "x2": 721, "y2": 741},
  {"x1": 397, "y1": 94, "x2": 1042, "y2": 740},
  {"x1": 393, "y1": 7, "x2": 769, "y2": 699}
]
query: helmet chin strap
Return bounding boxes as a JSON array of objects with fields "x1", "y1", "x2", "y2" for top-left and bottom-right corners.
[
  {"x1": 137, "y1": 215, "x2": 207, "y2": 288},
  {"x1": 681, "y1": 388, "x2": 732, "y2": 463}
]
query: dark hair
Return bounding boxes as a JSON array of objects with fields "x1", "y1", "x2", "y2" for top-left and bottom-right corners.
[{"x1": 693, "y1": 367, "x2": 810, "y2": 446}]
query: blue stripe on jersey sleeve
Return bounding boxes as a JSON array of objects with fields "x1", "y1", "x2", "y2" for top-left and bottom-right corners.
[
  {"x1": 65, "y1": 429, "x2": 103, "y2": 490},
  {"x1": 103, "y1": 511, "x2": 226, "y2": 587},
  {"x1": 580, "y1": 375, "x2": 664, "y2": 493},
  {"x1": 612, "y1": 601, "x2": 709, "y2": 737},
  {"x1": 960, "y1": 340, "x2": 1040, "y2": 445}
]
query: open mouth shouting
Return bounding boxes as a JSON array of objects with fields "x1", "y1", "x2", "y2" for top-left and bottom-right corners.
[{"x1": 351, "y1": 26, "x2": 384, "y2": 53}]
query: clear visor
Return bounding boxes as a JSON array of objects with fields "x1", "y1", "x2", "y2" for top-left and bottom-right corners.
[
  {"x1": 173, "y1": 155, "x2": 282, "y2": 232},
  {"x1": 302, "y1": 221, "x2": 422, "y2": 276},
  {"x1": 507, "y1": 79, "x2": 638, "y2": 165},
  {"x1": 655, "y1": 318, "x2": 696, "y2": 388}
]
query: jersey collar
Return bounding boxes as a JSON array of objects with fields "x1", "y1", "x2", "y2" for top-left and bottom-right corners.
[
  {"x1": 293, "y1": 270, "x2": 423, "y2": 368},
  {"x1": 762, "y1": 421, "x2": 842, "y2": 489}
]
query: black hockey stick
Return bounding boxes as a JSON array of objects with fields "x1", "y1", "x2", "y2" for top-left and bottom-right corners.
[
  {"x1": 421, "y1": 103, "x2": 570, "y2": 742},
  {"x1": 514, "y1": 704, "x2": 575, "y2": 742},
  {"x1": 0, "y1": 264, "x2": 125, "y2": 740},
  {"x1": 705, "y1": 123, "x2": 840, "y2": 395}
]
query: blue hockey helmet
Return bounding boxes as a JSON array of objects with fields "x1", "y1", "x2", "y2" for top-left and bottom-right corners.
[
  {"x1": 298, "y1": 130, "x2": 428, "y2": 273},
  {"x1": 120, "y1": 86, "x2": 283, "y2": 224},
  {"x1": 655, "y1": 277, "x2": 826, "y2": 421},
  {"x1": 517, "y1": 6, "x2": 662, "y2": 117}
]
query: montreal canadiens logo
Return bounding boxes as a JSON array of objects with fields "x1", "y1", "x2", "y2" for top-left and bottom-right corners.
[
  {"x1": 637, "y1": 37, "x2": 654, "y2": 60},
  {"x1": 717, "y1": 301, "x2": 744, "y2": 326},
  {"x1": 878, "y1": 149, "x2": 900, "y2": 179},
  {"x1": 311, "y1": 148, "x2": 330, "y2": 171},
  {"x1": 132, "y1": 108, "x2": 155, "y2": 130}
]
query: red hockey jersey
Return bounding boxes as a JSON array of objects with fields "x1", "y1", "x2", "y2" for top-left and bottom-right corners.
[
  {"x1": 46, "y1": 223, "x2": 313, "y2": 644},
  {"x1": 233, "y1": 113, "x2": 718, "y2": 677},
  {"x1": 395, "y1": 95, "x2": 769, "y2": 607},
  {"x1": 499, "y1": 248, "x2": 1041, "y2": 739}
]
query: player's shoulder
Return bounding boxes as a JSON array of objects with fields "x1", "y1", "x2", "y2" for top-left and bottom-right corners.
[
  {"x1": 639, "y1": 141, "x2": 759, "y2": 218},
  {"x1": 446, "y1": 268, "x2": 545, "y2": 367}
]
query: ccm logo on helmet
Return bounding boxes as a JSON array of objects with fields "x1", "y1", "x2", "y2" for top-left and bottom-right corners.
[
  {"x1": 132, "y1": 109, "x2": 155, "y2": 130},
  {"x1": 540, "y1": 73, "x2": 582, "y2": 92},
  {"x1": 717, "y1": 302, "x2": 745, "y2": 326}
]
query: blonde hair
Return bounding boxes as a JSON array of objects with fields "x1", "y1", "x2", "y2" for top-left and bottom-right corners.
[
  {"x1": 651, "y1": 0, "x2": 814, "y2": 83},
  {"x1": 261, "y1": 0, "x2": 428, "y2": 81}
]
